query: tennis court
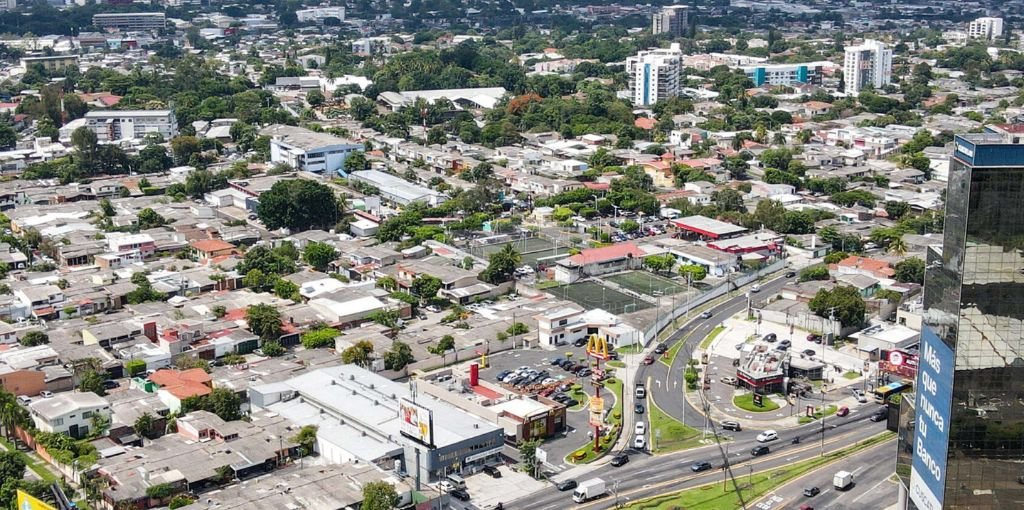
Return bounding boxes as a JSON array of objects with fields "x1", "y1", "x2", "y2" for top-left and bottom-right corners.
[
  {"x1": 551, "y1": 281, "x2": 652, "y2": 315},
  {"x1": 605, "y1": 271, "x2": 688, "y2": 297},
  {"x1": 471, "y1": 237, "x2": 571, "y2": 268}
]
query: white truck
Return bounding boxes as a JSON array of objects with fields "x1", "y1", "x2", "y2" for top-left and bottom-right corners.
[
  {"x1": 572, "y1": 478, "x2": 607, "y2": 503},
  {"x1": 833, "y1": 470, "x2": 854, "y2": 490}
]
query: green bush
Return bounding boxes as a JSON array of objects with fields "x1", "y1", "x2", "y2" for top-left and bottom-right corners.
[
  {"x1": 125, "y1": 359, "x2": 147, "y2": 377},
  {"x1": 300, "y1": 328, "x2": 340, "y2": 349}
]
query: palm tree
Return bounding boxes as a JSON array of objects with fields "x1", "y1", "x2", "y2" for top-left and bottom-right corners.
[{"x1": 889, "y1": 238, "x2": 908, "y2": 257}]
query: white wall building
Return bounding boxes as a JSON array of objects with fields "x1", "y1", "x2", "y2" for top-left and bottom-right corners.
[
  {"x1": 296, "y1": 6, "x2": 345, "y2": 22},
  {"x1": 84, "y1": 110, "x2": 178, "y2": 142},
  {"x1": 0, "y1": 0, "x2": 16, "y2": 13},
  {"x1": 843, "y1": 39, "x2": 892, "y2": 96},
  {"x1": 626, "y1": 43, "x2": 682, "y2": 106},
  {"x1": 968, "y1": 17, "x2": 1004, "y2": 40},
  {"x1": 29, "y1": 392, "x2": 112, "y2": 439},
  {"x1": 535, "y1": 307, "x2": 642, "y2": 348},
  {"x1": 652, "y1": 5, "x2": 688, "y2": 37},
  {"x1": 260, "y1": 124, "x2": 363, "y2": 175}
]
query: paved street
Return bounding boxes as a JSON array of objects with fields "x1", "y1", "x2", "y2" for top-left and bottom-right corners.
[
  {"x1": 748, "y1": 438, "x2": 899, "y2": 510},
  {"x1": 505, "y1": 414, "x2": 890, "y2": 510}
]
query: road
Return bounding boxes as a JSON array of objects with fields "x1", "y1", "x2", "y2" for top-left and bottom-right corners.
[
  {"x1": 748, "y1": 438, "x2": 898, "y2": 510},
  {"x1": 506, "y1": 414, "x2": 890, "y2": 510}
]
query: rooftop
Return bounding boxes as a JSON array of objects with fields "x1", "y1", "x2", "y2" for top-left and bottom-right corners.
[
  {"x1": 260, "y1": 124, "x2": 361, "y2": 151},
  {"x1": 671, "y1": 215, "x2": 748, "y2": 239},
  {"x1": 30, "y1": 391, "x2": 109, "y2": 420}
]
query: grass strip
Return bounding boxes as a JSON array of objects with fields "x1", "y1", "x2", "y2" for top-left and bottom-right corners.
[
  {"x1": 566, "y1": 378, "x2": 623, "y2": 464},
  {"x1": 733, "y1": 393, "x2": 781, "y2": 412},
  {"x1": 699, "y1": 326, "x2": 726, "y2": 350},
  {"x1": 647, "y1": 397, "x2": 707, "y2": 454}
]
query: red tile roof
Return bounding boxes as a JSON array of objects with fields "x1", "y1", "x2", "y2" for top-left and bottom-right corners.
[
  {"x1": 190, "y1": 239, "x2": 236, "y2": 253},
  {"x1": 831, "y1": 256, "x2": 895, "y2": 278},
  {"x1": 634, "y1": 117, "x2": 656, "y2": 130},
  {"x1": 149, "y1": 368, "x2": 213, "y2": 400},
  {"x1": 567, "y1": 243, "x2": 645, "y2": 266},
  {"x1": 583, "y1": 182, "x2": 610, "y2": 191}
]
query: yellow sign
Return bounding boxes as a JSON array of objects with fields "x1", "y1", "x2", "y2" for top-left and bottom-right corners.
[
  {"x1": 585, "y1": 334, "x2": 610, "y2": 360},
  {"x1": 589, "y1": 396, "x2": 604, "y2": 413},
  {"x1": 17, "y1": 490, "x2": 57, "y2": 510}
]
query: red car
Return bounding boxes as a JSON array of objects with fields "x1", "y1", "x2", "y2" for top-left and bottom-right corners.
[
  {"x1": 836, "y1": 406, "x2": 850, "y2": 417},
  {"x1": 642, "y1": 356, "x2": 655, "y2": 365}
]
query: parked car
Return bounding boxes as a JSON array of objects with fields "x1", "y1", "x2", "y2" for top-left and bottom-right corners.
[
  {"x1": 807, "y1": 334, "x2": 822, "y2": 343},
  {"x1": 751, "y1": 445, "x2": 770, "y2": 457},
  {"x1": 763, "y1": 333, "x2": 777, "y2": 342},
  {"x1": 720, "y1": 376, "x2": 738, "y2": 385},
  {"x1": 39, "y1": 391, "x2": 53, "y2": 398},
  {"x1": 610, "y1": 454, "x2": 629, "y2": 467},
  {"x1": 496, "y1": 370, "x2": 511, "y2": 381},
  {"x1": 450, "y1": 489, "x2": 471, "y2": 501},
  {"x1": 803, "y1": 486, "x2": 821, "y2": 497},
  {"x1": 102, "y1": 380, "x2": 119, "y2": 390},
  {"x1": 556, "y1": 480, "x2": 578, "y2": 491},
  {"x1": 691, "y1": 461, "x2": 713, "y2": 472},
  {"x1": 574, "y1": 338, "x2": 588, "y2": 347},
  {"x1": 802, "y1": 349, "x2": 816, "y2": 357},
  {"x1": 779, "y1": 339, "x2": 791, "y2": 348},
  {"x1": 16, "y1": 396, "x2": 31, "y2": 405},
  {"x1": 756, "y1": 430, "x2": 778, "y2": 443},
  {"x1": 483, "y1": 465, "x2": 502, "y2": 478},
  {"x1": 576, "y1": 368, "x2": 592, "y2": 377},
  {"x1": 721, "y1": 420, "x2": 742, "y2": 431},
  {"x1": 700, "y1": 311, "x2": 713, "y2": 319},
  {"x1": 551, "y1": 358, "x2": 565, "y2": 366},
  {"x1": 565, "y1": 398, "x2": 579, "y2": 407}
]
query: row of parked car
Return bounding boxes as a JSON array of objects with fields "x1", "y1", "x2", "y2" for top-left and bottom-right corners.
[
  {"x1": 550, "y1": 357, "x2": 594, "y2": 378},
  {"x1": 496, "y1": 367, "x2": 557, "y2": 388}
]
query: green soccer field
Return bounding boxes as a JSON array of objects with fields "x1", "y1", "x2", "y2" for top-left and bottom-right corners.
[{"x1": 605, "y1": 271, "x2": 688, "y2": 297}]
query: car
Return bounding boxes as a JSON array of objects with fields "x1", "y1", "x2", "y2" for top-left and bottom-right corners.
[
  {"x1": 483, "y1": 465, "x2": 502, "y2": 478},
  {"x1": 691, "y1": 461, "x2": 713, "y2": 472},
  {"x1": 635, "y1": 422, "x2": 647, "y2": 435},
  {"x1": 607, "y1": 350, "x2": 620, "y2": 360},
  {"x1": 803, "y1": 349, "x2": 816, "y2": 357},
  {"x1": 803, "y1": 486, "x2": 821, "y2": 497},
  {"x1": 799, "y1": 505, "x2": 814, "y2": 510},
  {"x1": 633, "y1": 435, "x2": 646, "y2": 449},
  {"x1": 870, "y1": 411, "x2": 887, "y2": 422},
  {"x1": 102, "y1": 380, "x2": 119, "y2": 390},
  {"x1": 610, "y1": 454, "x2": 630, "y2": 467},
  {"x1": 449, "y1": 488, "x2": 471, "y2": 501},
  {"x1": 551, "y1": 358, "x2": 566, "y2": 366},
  {"x1": 642, "y1": 356, "x2": 656, "y2": 365},
  {"x1": 807, "y1": 334, "x2": 822, "y2": 343},
  {"x1": 751, "y1": 445, "x2": 770, "y2": 457},
  {"x1": 439, "y1": 481, "x2": 456, "y2": 492},
  {"x1": 542, "y1": 378, "x2": 557, "y2": 385},
  {"x1": 16, "y1": 395, "x2": 31, "y2": 405},
  {"x1": 496, "y1": 370, "x2": 511, "y2": 381},
  {"x1": 654, "y1": 343, "x2": 668, "y2": 354},
  {"x1": 779, "y1": 339, "x2": 791, "y2": 347},
  {"x1": 576, "y1": 368, "x2": 592, "y2": 377},
  {"x1": 763, "y1": 333, "x2": 777, "y2": 342},
  {"x1": 39, "y1": 390, "x2": 53, "y2": 398},
  {"x1": 774, "y1": 344, "x2": 789, "y2": 351},
  {"x1": 556, "y1": 480, "x2": 578, "y2": 491},
  {"x1": 785, "y1": 271, "x2": 797, "y2": 278},
  {"x1": 574, "y1": 338, "x2": 588, "y2": 347},
  {"x1": 756, "y1": 430, "x2": 778, "y2": 443},
  {"x1": 700, "y1": 311, "x2": 713, "y2": 319},
  {"x1": 721, "y1": 420, "x2": 742, "y2": 431},
  {"x1": 836, "y1": 406, "x2": 850, "y2": 417},
  {"x1": 853, "y1": 389, "x2": 868, "y2": 403},
  {"x1": 720, "y1": 376, "x2": 738, "y2": 385},
  {"x1": 635, "y1": 404, "x2": 645, "y2": 414},
  {"x1": 751, "y1": 284, "x2": 761, "y2": 292}
]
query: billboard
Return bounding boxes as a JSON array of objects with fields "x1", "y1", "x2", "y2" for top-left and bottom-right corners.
[
  {"x1": 909, "y1": 327, "x2": 953, "y2": 510},
  {"x1": 17, "y1": 490, "x2": 56, "y2": 510},
  {"x1": 880, "y1": 349, "x2": 919, "y2": 379},
  {"x1": 588, "y1": 396, "x2": 604, "y2": 427},
  {"x1": 399, "y1": 398, "x2": 434, "y2": 447}
]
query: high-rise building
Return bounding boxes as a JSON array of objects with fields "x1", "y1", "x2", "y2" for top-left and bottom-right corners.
[
  {"x1": 968, "y1": 17, "x2": 1004, "y2": 40},
  {"x1": 84, "y1": 110, "x2": 178, "y2": 142},
  {"x1": 652, "y1": 5, "x2": 689, "y2": 37},
  {"x1": 843, "y1": 39, "x2": 892, "y2": 96},
  {"x1": 896, "y1": 133, "x2": 1024, "y2": 510},
  {"x1": 92, "y1": 12, "x2": 167, "y2": 31},
  {"x1": 626, "y1": 43, "x2": 682, "y2": 106},
  {"x1": 741, "y1": 62, "x2": 826, "y2": 87},
  {"x1": 0, "y1": 0, "x2": 16, "y2": 12}
]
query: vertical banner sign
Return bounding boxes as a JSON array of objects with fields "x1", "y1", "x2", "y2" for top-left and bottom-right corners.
[
  {"x1": 909, "y1": 327, "x2": 953, "y2": 510},
  {"x1": 589, "y1": 396, "x2": 605, "y2": 427}
]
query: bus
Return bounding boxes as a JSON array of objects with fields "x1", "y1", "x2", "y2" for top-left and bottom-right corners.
[{"x1": 873, "y1": 381, "x2": 912, "y2": 404}]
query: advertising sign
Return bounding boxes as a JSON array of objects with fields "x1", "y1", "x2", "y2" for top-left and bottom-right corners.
[
  {"x1": 909, "y1": 327, "x2": 954, "y2": 510},
  {"x1": 589, "y1": 396, "x2": 604, "y2": 427},
  {"x1": 880, "y1": 349, "x2": 919, "y2": 379},
  {"x1": 17, "y1": 490, "x2": 56, "y2": 510},
  {"x1": 399, "y1": 398, "x2": 434, "y2": 447}
]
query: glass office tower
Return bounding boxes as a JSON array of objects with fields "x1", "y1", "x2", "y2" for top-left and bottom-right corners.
[{"x1": 897, "y1": 134, "x2": 1024, "y2": 509}]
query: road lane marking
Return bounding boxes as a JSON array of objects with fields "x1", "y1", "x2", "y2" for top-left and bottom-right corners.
[{"x1": 852, "y1": 478, "x2": 888, "y2": 503}]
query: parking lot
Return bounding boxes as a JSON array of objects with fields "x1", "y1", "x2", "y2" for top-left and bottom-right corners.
[{"x1": 477, "y1": 344, "x2": 620, "y2": 470}]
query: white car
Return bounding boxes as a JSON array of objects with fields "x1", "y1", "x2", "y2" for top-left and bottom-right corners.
[
  {"x1": 756, "y1": 430, "x2": 778, "y2": 443},
  {"x1": 635, "y1": 421, "x2": 647, "y2": 435},
  {"x1": 634, "y1": 435, "x2": 646, "y2": 449},
  {"x1": 751, "y1": 284, "x2": 762, "y2": 293},
  {"x1": 853, "y1": 389, "x2": 868, "y2": 403},
  {"x1": 439, "y1": 480, "x2": 456, "y2": 492}
]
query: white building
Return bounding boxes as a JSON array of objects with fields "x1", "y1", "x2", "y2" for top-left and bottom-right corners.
[
  {"x1": 29, "y1": 392, "x2": 112, "y2": 439},
  {"x1": 843, "y1": 39, "x2": 892, "y2": 95},
  {"x1": 652, "y1": 5, "x2": 688, "y2": 37},
  {"x1": 84, "y1": 110, "x2": 178, "y2": 142},
  {"x1": 535, "y1": 307, "x2": 642, "y2": 348},
  {"x1": 296, "y1": 6, "x2": 345, "y2": 23},
  {"x1": 741, "y1": 62, "x2": 829, "y2": 87},
  {"x1": 92, "y1": 12, "x2": 167, "y2": 31},
  {"x1": 260, "y1": 124, "x2": 363, "y2": 175},
  {"x1": 626, "y1": 43, "x2": 683, "y2": 106},
  {"x1": 348, "y1": 169, "x2": 447, "y2": 206},
  {"x1": 968, "y1": 17, "x2": 1004, "y2": 40},
  {"x1": 0, "y1": 0, "x2": 16, "y2": 12}
]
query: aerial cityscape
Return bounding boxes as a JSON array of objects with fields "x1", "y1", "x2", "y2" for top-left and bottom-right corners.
[{"x1": 0, "y1": 0, "x2": 1020, "y2": 509}]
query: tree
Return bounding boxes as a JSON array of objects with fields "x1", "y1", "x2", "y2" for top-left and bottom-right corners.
[
  {"x1": 257, "y1": 180, "x2": 341, "y2": 232},
  {"x1": 678, "y1": 264, "x2": 707, "y2": 281},
  {"x1": 246, "y1": 304, "x2": 282, "y2": 342},
  {"x1": 344, "y1": 152, "x2": 368, "y2": 173},
  {"x1": 383, "y1": 341, "x2": 414, "y2": 370},
  {"x1": 481, "y1": 244, "x2": 521, "y2": 284},
  {"x1": 20, "y1": 331, "x2": 48, "y2": 347},
  {"x1": 134, "y1": 413, "x2": 156, "y2": 439},
  {"x1": 79, "y1": 370, "x2": 107, "y2": 396},
  {"x1": 0, "y1": 124, "x2": 16, "y2": 151},
  {"x1": 518, "y1": 438, "x2": 542, "y2": 478},
  {"x1": 260, "y1": 340, "x2": 286, "y2": 357},
  {"x1": 895, "y1": 257, "x2": 925, "y2": 284},
  {"x1": 137, "y1": 208, "x2": 166, "y2": 229},
  {"x1": 427, "y1": 125, "x2": 447, "y2": 145},
  {"x1": 368, "y1": 308, "x2": 400, "y2": 329},
  {"x1": 885, "y1": 201, "x2": 910, "y2": 220},
  {"x1": 620, "y1": 220, "x2": 640, "y2": 233},
  {"x1": 507, "y1": 322, "x2": 529, "y2": 336},
  {"x1": 0, "y1": 450, "x2": 25, "y2": 483},
  {"x1": 301, "y1": 242, "x2": 337, "y2": 272},
  {"x1": 362, "y1": 481, "x2": 399, "y2": 510},
  {"x1": 125, "y1": 359, "x2": 147, "y2": 377},
  {"x1": 808, "y1": 286, "x2": 866, "y2": 328},
  {"x1": 410, "y1": 275, "x2": 442, "y2": 303},
  {"x1": 306, "y1": 90, "x2": 325, "y2": 107},
  {"x1": 712, "y1": 188, "x2": 746, "y2": 212},
  {"x1": 301, "y1": 328, "x2": 340, "y2": 349},
  {"x1": 643, "y1": 254, "x2": 674, "y2": 274},
  {"x1": 759, "y1": 148, "x2": 793, "y2": 171},
  {"x1": 429, "y1": 335, "x2": 456, "y2": 356},
  {"x1": 207, "y1": 387, "x2": 242, "y2": 421},
  {"x1": 170, "y1": 135, "x2": 202, "y2": 165},
  {"x1": 341, "y1": 340, "x2": 375, "y2": 366},
  {"x1": 722, "y1": 156, "x2": 749, "y2": 180},
  {"x1": 273, "y1": 278, "x2": 300, "y2": 300},
  {"x1": 799, "y1": 266, "x2": 830, "y2": 282},
  {"x1": 292, "y1": 425, "x2": 318, "y2": 455}
]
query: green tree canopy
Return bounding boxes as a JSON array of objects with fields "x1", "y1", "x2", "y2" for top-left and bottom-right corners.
[
  {"x1": 895, "y1": 257, "x2": 925, "y2": 284},
  {"x1": 246, "y1": 303, "x2": 282, "y2": 342},
  {"x1": 257, "y1": 179, "x2": 341, "y2": 232},
  {"x1": 808, "y1": 285, "x2": 866, "y2": 328}
]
